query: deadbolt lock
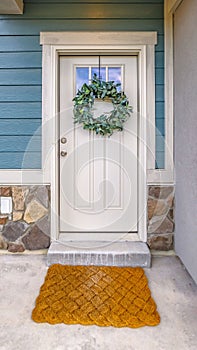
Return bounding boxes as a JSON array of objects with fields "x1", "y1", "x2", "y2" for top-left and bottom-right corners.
[{"x1": 61, "y1": 137, "x2": 67, "y2": 144}]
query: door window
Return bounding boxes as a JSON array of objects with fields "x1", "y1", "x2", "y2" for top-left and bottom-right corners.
[{"x1": 76, "y1": 66, "x2": 122, "y2": 92}]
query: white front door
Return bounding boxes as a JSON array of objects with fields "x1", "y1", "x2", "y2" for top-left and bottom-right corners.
[{"x1": 59, "y1": 56, "x2": 139, "y2": 240}]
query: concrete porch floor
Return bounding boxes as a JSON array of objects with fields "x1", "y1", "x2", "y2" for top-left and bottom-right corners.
[{"x1": 0, "y1": 255, "x2": 196, "y2": 350}]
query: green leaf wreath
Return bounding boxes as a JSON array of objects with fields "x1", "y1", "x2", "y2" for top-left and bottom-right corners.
[{"x1": 73, "y1": 74, "x2": 133, "y2": 136}]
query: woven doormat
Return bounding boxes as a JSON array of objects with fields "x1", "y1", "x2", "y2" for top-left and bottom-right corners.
[{"x1": 32, "y1": 264, "x2": 160, "y2": 328}]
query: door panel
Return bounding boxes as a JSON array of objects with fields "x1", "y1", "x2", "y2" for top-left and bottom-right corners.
[{"x1": 59, "y1": 56, "x2": 138, "y2": 234}]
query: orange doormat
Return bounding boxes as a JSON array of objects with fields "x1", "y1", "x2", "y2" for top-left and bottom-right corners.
[{"x1": 32, "y1": 264, "x2": 160, "y2": 328}]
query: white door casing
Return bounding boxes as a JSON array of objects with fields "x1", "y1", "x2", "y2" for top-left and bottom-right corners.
[
  {"x1": 59, "y1": 56, "x2": 138, "y2": 237},
  {"x1": 40, "y1": 31, "x2": 157, "y2": 243}
]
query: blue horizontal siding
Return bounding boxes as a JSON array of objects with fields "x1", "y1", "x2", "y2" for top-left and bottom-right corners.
[
  {"x1": 0, "y1": 52, "x2": 42, "y2": 68},
  {"x1": 0, "y1": 36, "x2": 40, "y2": 52},
  {"x1": 0, "y1": 136, "x2": 41, "y2": 152},
  {"x1": 155, "y1": 152, "x2": 164, "y2": 169},
  {"x1": 0, "y1": 119, "x2": 41, "y2": 135},
  {"x1": 0, "y1": 102, "x2": 41, "y2": 118},
  {"x1": 0, "y1": 152, "x2": 41, "y2": 169},
  {"x1": 156, "y1": 35, "x2": 164, "y2": 52},
  {"x1": 156, "y1": 135, "x2": 165, "y2": 152},
  {"x1": 156, "y1": 118, "x2": 165, "y2": 136},
  {"x1": 1, "y1": 3, "x2": 164, "y2": 19},
  {"x1": 0, "y1": 19, "x2": 164, "y2": 36},
  {"x1": 0, "y1": 33, "x2": 165, "y2": 52},
  {"x1": 156, "y1": 85, "x2": 164, "y2": 102},
  {"x1": 155, "y1": 68, "x2": 164, "y2": 85},
  {"x1": 155, "y1": 51, "x2": 164, "y2": 67},
  {"x1": 0, "y1": 0, "x2": 164, "y2": 169},
  {"x1": 0, "y1": 69, "x2": 42, "y2": 85},
  {"x1": 156, "y1": 101, "x2": 164, "y2": 118},
  {"x1": 0, "y1": 86, "x2": 41, "y2": 101}
]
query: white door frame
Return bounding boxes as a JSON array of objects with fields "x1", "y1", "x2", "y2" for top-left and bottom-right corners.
[{"x1": 40, "y1": 31, "x2": 157, "y2": 243}]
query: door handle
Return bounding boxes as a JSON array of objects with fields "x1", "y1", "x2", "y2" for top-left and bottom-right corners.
[{"x1": 61, "y1": 151, "x2": 67, "y2": 157}]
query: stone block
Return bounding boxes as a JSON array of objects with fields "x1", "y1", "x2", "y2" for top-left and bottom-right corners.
[
  {"x1": 34, "y1": 186, "x2": 49, "y2": 208},
  {"x1": 12, "y1": 187, "x2": 28, "y2": 211},
  {"x1": 46, "y1": 185, "x2": 51, "y2": 203},
  {"x1": 0, "y1": 234, "x2": 8, "y2": 249},
  {"x1": 0, "y1": 187, "x2": 11, "y2": 196},
  {"x1": 22, "y1": 225, "x2": 50, "y2": 250},
  {"x1": 12, "y1": 211, "x2": 23, "y2": 222},
  {"x1": 2, "y1": 221, "x2": 28, "y2": 242},
  {"x1": 26, "y1": 186, "x2": 49, "y2": 208},
  {"x1": 26, "y1": 186, "x2": 38, "y2": 205},
  {"x1": 149, "y1": 186, "x2": 174, "y2": 199},
  {"x1": 24, "y1": 200, "x2": 48, "y2": 224},
  {"x1": 148, "y1": 198, "x2": 168, "y2": 220},
  {"x1": 36, "y1": 215, "x2": 50, "y2": 237},
  {"x1": 8, "y1": 243, "x2": 25, "y2": 253},
  {"x1": 168, "y1": 208, "x2": 174, "y2": 220},
  {"x1": 148, "y1": 216, "x2": 174, "y2": 234},
  {"x1": 0, "y1": 216, "x2": 8, "y2": 225},
  {"x1": 148, "y1": 234, "x2": 174, "y2": 250},
  {"x1": 166, "y1": 193, "x2": 174, "y2": 208}
]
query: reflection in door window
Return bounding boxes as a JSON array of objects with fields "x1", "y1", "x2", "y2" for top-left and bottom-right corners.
[
  {"x1": 91, "y1": 67, "x2": 106, "y2": 81},
  {"x1": 76, "y1": 67, "x2": 89, "y2": 91},
  {"x1": 108, "y1": 67, "x2": 121, "y2": 87},
  {"x1": 76, "y1": 66, "x2": 122, "y2": 92}
]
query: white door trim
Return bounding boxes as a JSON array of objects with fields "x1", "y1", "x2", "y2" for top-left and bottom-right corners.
[
  {"x1": 40, "y1": 31, "x2": 157, "y2": 243},
  {"x1": 40, "y1": 31, "x2": 157, "y2": 46},
  {"x1": 167, "y1": 0, "x2": 183, "y2": 13},
  {"x1": 148, "y1": 0, "x2": 175, "y2": 184},
  {"x1": 0, "y1": 0, "x2": 24, "y2": 14}
]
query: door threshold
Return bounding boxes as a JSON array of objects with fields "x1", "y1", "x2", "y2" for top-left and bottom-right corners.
[
  {"x1": 47, "y1": 241, "x2": 151, "y2": 268},
  {"x1": 59, "y1": 232, "x2": 140, "y2": 242}
]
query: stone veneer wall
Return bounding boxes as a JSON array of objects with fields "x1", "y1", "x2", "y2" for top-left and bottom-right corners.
[
  {"x1": 147, "y1": 186, "x2": 174, "y2": 250},
  {"x1": 0, "y1": 186, "x2": 50, "y2": 252},
  {"x1": 0, "y1": 185, "x2": 174, "y2": 253}
]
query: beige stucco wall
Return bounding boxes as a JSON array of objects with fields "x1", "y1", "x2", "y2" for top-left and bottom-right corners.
[{"x1": 174, "y1": 0, "x2": 197, "y2": 283}]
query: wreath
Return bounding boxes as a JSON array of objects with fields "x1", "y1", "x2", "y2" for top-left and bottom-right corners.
[{"x1": 73, "y1": 74, "x2": 133, "y2": 136}]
